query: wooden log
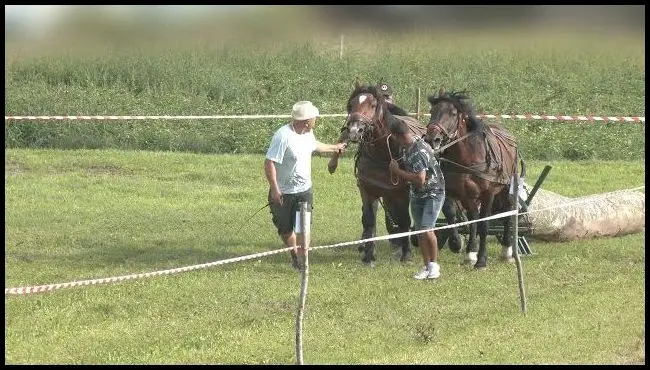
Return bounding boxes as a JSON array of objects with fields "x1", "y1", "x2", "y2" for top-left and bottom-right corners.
[{"x1": 522, "y1": 188, "x2": 645, "y2": 242}]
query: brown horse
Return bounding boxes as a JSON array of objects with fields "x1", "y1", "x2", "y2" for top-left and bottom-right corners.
[
  {"x1": 425, "y1": 88, "x2": 526, "y2": 270},
  {"x1": 333, "y1": 82, "x2": 428, "y2": 266}
]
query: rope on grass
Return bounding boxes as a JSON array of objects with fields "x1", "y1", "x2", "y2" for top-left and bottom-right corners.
[
  {"x1": 4, "y1": 209, "x2": 517, "y2": 296},
  {"x1": 4, "y1": 185, "x2": 644, "y2": 296}
]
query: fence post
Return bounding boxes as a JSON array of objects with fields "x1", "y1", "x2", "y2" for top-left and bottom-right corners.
[
  {"x1": 295, "y1": 202, "x2": 311, "y2": 364},
  {"x1": 510, "y1": 165, "x2": 527, "y2": 315},
  {"x1": 339, "y1": 34, "x2": 344, "y2": 59},
  {"x1": 416, "y1": 87, "x2": 421, "y2": 120}
]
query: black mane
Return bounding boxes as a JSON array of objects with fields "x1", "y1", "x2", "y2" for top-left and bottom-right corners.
[{"x1": 427, "y1": 90, "x2": 487, "y2": 133}]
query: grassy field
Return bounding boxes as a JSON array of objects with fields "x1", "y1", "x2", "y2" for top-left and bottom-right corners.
[
  {"x1": 4, "y1": 149, "x2": 645, "y2": 364},
  {"x1": 4, "y1": 28, "x2": 645, "y2": 159}
]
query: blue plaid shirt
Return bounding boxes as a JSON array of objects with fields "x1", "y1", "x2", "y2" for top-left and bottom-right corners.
[{"x1": 402, "y1": 137, "x2": 445, "y2": 199}]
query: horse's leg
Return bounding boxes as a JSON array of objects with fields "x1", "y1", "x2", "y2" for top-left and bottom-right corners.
[
  {"x1": 385, "y1": 196, "x2": 412, "y2": 262},
  {"x1": 359, "y1": 197, "x2": 378, "y2": 253},
  {"x1": 435, "y1": 198, "x2": 450, "y2": 250},
  {"x1": 327, "y1": 131, "x2": 348, "y2": 174},
  {"x1": 360, "y1": 192, "x2": 378, "y2": 266},
  {"x1": 475, "y1": 194, "x2": 496, "y2": 270},
  {"x1": 463, "y1": 202, "x2": 480, "y2": 266},
  {"x1": 328, "y1": 151, "x2": 342, "y2": 175},
  {"x1": 385, "y1": 210, "x2": 401, "y2": 249},
  {"x1": 440, "y1": 197, "x2": 464, "y2": 254},
  {"x1": 498, "y1": 212, "x2": 515, "y2": 263}
]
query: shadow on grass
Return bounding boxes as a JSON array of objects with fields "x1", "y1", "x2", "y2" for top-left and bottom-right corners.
[{"x1": 6, "y1": 236, "x2": 388, "y2": 279}]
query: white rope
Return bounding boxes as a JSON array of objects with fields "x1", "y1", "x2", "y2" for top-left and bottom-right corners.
[{"x1": 5, "y1": 185, "x2": 644, "y2": 296}]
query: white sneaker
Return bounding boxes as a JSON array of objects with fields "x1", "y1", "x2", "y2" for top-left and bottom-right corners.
[
  {"x1": 414, "y1": 267, "x2": 430, "y2": 280},
  {"x1": 427, "y1": 265, "x2": 440, "y2": 279}
]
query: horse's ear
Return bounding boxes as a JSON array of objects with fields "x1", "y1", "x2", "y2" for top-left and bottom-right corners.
[
  {"x1": 353, "y1": 78, "x2": 362, "y2": 89},
  {"x1": 438, "y1": 87, "x2": 445, "y2": 97}
]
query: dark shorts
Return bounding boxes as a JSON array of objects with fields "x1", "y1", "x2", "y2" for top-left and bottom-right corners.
[
  {"x1": 269, "y1": 189, "x2": 313, "y2": 235},
  {"x1": 410, "y1": 194, "x2": 445, "y2": 231}
]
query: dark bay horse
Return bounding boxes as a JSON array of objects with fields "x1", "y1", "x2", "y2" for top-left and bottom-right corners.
[
  {"x1": 425, "y1": 88, "x2": 526, "y2": 270},
  {"x1": 335, "y1": 82, "x2": 429, "y2": 266}
]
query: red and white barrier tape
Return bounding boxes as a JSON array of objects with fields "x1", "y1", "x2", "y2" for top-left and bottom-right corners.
[
  {"x1": 3, "y1": 114, "x2": 646, "y2": 122},
  {"x1": 475, "y1": 114, "x2": 645, "y2": 122},
  {"x1": 5, "y1": 185, "x2": 644, "y2": 296}
]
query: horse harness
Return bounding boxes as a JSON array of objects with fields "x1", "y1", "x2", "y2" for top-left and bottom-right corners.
[
  {"x1": 429, "y1": 114, "x2": 517, "y2": 185},
  {"x1": 346, "y1": 109, "x2": 411, "y2": 231},
  {"x1": 347, "y1": 112, "x2": 405, "y2": 183}
]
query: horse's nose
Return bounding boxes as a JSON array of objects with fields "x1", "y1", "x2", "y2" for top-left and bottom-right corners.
[
  {"x1": 426, "y1": 125, "x2": 442, "y2": 148},
  {"x1": 426, "y1": 124, "x2": 437, "y2": 138},
  {"x1": 348, "y1": 125, "x2": 361, "y2": 141}
]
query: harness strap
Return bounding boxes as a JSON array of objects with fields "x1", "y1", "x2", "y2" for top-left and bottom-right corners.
[{"x1": 434, "y1": 131, "x2": 475, "y2": 155}]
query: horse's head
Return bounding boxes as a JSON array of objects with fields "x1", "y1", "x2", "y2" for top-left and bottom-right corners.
[
  {"x1": 425, "y1": 88, "x2": 469, "y2": 151},
  {"x1": 344, "y1": 81, "x2": 387, "y2": 143}
]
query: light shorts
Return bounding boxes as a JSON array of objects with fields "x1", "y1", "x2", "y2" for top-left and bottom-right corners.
[{"x1": 410, "y1": 194, "x2": 445, "y2": 231}]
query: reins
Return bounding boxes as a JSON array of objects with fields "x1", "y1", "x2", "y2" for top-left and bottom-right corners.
[
  {"x1": 430, "y1": 114, "x2": 512, "y2": 183},
  {"x1": 235, "y1": 201, "x2": 271, "y2": 234},
  {"x1": 433, "y1": 131, "x2": 474, "y2": 155},
  {"x1": 386, "y1": 133, "x2": 400, "y2": 186},
  {"x1": 433, "y1": 117, "x2": 484, "y2": 178}
]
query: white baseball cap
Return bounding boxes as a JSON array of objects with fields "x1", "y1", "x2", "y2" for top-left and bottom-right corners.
[{"x1": 292, "y1": 101, "x2": 319, "y2": 121}]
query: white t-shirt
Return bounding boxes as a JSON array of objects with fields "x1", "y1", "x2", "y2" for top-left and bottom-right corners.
[{"x1": 266, "y1": 123, "x2": 318, "y2": 194}]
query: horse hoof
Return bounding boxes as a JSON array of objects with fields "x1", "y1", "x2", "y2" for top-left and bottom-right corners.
[
  {"x1": 363, "y1": 261, "x2": 376, "y2": 268},
  {"x1": 463, "y1": 256, "x2": 478, "y2": 265},
  {"x1": 474, "y1": 263, "x2": 487, "y2": 271},
  {"x1": 462, "y1": 261, "x2": 476, "y2": 268},
  {"x1": 500, "y1": 255, "x2": 515, "y2": 263},
  {"x1": 449, "y1": 237, "x2": 465, "y2": 254},
  {"x1": 400, "y1": 253, "x2": 413, "y2": 263}
]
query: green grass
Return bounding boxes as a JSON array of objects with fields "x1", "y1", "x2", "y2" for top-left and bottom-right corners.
[
  {"x1": 4, "y1": 149, "x2": 645, "y2": 364},
  {"x1": 4, "y1": 29, "x2": 645, "y2": 159}
]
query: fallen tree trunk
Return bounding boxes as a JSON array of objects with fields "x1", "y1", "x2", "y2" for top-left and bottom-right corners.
[{"x1": 522, "y1": 188, "x2": 645, "y2": 242}]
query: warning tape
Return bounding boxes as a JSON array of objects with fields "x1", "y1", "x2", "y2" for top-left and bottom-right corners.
[
  {"x1": 4, "y1": 185, "x2": 645, "y2": 296},
  {"x1": 3, "y1": 114, "x2": 646, "y2": 122}
]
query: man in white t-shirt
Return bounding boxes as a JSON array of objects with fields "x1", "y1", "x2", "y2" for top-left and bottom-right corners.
[{"x1": 264, "y1": 101, "x2": 347, "y2": 269}]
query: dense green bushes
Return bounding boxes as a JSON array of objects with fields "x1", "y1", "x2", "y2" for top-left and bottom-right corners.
[{"x1": 5, "y1": 32, "x2": 645, "y2": 160}]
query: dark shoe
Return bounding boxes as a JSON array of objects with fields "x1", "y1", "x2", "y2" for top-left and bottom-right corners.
[{"x1": 400, "y1": 250, "x2": 414, "y2": 264}]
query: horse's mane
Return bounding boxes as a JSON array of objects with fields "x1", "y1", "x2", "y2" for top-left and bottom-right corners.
[{"x1": 427, "y1": 90, "x2": 488, "y2": 133}]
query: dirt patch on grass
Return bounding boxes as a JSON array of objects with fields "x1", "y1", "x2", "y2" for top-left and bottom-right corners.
[
  {"x1": 5, "y1": 159, "x2": 29, "y2": 175},
  {"x1": 85, "y1": 165, "x2": 132, "y2": 176},
  {"x1": 614, "y1": 331, "x2": 645, "y2": 364}
]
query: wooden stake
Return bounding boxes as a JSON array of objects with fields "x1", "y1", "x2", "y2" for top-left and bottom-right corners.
[
  {"x1": 295, "y1": 202, "x2": 311, "y2": 364},
  {"x1": 511, "y1": 164, "x2": 528, "y2": 315},
  {"x1": 416, "y1": 87, "x2": 421, "y2": 120}
]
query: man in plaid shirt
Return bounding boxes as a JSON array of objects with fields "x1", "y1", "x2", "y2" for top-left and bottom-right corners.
[{"x1": 388, "y1": 119, "x2": 446, "y2": 280}]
